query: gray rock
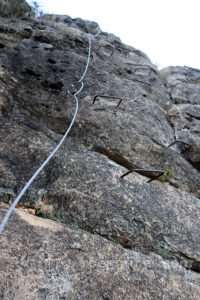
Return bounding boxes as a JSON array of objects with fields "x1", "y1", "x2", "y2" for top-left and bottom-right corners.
[
  {"x1": 0, "y1": 13, "x2": 200, "y2": 299},
  {"x1": 0, "y1": 203, "x2": 200, "y2": 300},
  {"x1": 162, "y1": 66, "x2": 200, "y2": 170},
  {"x1": 160, "y1": 66, "x2": 200, "y2": 105},
  {"x1": 168, "y1": 104, "x2": 200, "y2": 169},
  {"x1": 20, "y1": 150, "x2": 200, "y2": 271}
]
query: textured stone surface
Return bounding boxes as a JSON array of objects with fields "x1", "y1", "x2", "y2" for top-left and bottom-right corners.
[
  {"x1": 0, "y1": 203, "x2": 200, "y2": 300},
  {"x1": 15, "y1": 150, "x2": 199, "y2": 271},
  {"x1": 160, "y1": 66, "x2": 200, "y2": 105},
  {"x1": 0, "y1": 13, "x2": 200, "y2": 299},
  {"x1": 162, "y1": 66, "x2": 200, "y2": 170}
]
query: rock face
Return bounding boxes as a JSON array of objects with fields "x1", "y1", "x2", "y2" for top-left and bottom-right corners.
[
  {"x1": 0, "y1": 12, "x2": 200, "y2": 299},
  {"x1": 161, "y1": 66, "x2": 200, "y2": 170},
  {"x1": 1, "y1": 203, "x2": 200, "y2": 300}
]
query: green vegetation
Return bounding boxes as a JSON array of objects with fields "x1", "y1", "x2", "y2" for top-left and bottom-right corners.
[
  {"x1": 162, "y1": 167, "x2": 173, "y2": 182},
  {"x1": 0, "y1": 0, "x2": 42, "y2": 18},
  {"x1": 154, "y1": 246, "x2": 177, "y2": 260}
]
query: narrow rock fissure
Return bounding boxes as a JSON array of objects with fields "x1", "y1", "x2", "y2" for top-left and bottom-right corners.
[
  {"x1": 78, "y1": 222, "x2": 200, "y2": 274},
  {"x1": 186, "y1": 112, "x2": 200, "y2": 121},
  {"x1": 1, "y1": 191, "x2": 199, "y2": 274},
  {"x1": 33, "y1": 203, "x2": 200, "y2": 275},
  {"x1": 92, "y1": 146, "x2": 137, "y2": 170},
  {"x1": 151, "y1": 246, "x2": 200, "y2": 274}
]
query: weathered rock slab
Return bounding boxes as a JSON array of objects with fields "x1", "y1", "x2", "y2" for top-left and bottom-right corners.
[{"x1": 0, "y1": 203, "x2": 200, "y2": 300}]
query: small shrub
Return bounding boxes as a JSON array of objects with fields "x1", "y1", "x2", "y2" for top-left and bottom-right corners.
[
  {"x1": 0, "y1": 0, "x2": 33, "y2": 18},
  {"x1": 159, "y1": 167, "x2": 173, "y2": 182},
  {"x1": 31, "y1": 1, "x2": 43, "y2": 16}
]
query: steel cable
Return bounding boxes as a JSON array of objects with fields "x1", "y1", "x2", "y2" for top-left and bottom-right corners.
[{"x1": 0, "y1": 27, "x2": 101, "y2": 234}]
